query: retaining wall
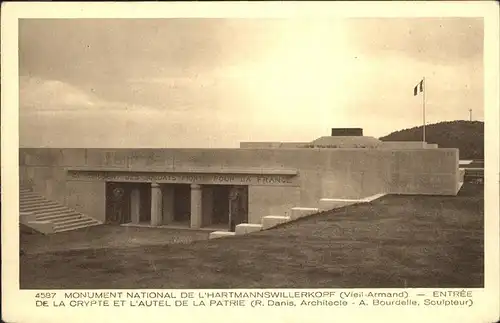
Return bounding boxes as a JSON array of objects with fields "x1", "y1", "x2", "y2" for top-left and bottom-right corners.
[{"x1": 19, "y1": 147, "x2": 459, "y2": 222}]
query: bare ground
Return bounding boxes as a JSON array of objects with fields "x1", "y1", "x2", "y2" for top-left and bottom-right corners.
[{"x1": 20, "y1": 182, "x2": 483, "y2": 289}]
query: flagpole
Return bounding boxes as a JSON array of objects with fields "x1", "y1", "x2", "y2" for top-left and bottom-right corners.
[{"x1": 422, "y1": 76, "x2": 426, "y2": 143}]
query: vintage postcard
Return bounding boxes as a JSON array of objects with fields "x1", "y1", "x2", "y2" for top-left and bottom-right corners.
[{"x1": 1, "y1": 1, "x2": 499, "y2": 323}]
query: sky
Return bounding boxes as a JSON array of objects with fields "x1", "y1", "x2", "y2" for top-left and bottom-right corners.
[{"x1": 18, "y1": 18, "x2": 484, "y2": 148}]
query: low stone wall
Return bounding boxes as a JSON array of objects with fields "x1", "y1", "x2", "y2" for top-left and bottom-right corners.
[
  {"x1": 210, "y1": 193, "x2": 387, "y2": 240},
  {"x1": 388, "y1": 149, "x2": 459, "y2": 195},
  {"x1": 19, "y1": 212, "x2": 55, "y2": 234}
]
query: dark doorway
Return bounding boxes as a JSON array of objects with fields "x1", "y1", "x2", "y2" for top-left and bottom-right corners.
[
  {"x1": 206, "y1": 185, "x2": 248, "y2": 231},
  {"x1": 211, "y1": 186, "x2": 230, "y2": 225},
  {"x1": 173, "y1": 184, "x2": 191, "y2": 223},
  {"x1": 138, "y1": 183, "x2": 152, "y2": 223},
  {"x1": 105, "y1": 182, "x2": 132, "y2": 224},
  {"x1": 229, "y1": 186, "x2": 249, "y2": 231},
  {"x1": 106, "y1": 182, "x2": 151, "y2": 224}
]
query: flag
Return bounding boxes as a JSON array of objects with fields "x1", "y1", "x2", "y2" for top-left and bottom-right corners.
[{"x1": 414, "y1": 79, "x2": 424, "y2": 96}]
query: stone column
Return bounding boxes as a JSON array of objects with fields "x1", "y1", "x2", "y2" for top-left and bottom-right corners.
[
  {"x1": 150, "y1": 183, "x2": 163, "y2": 226},
  {"x1": 229, "y1": 187, "x2": 240, "y2": 231},
  {"x1": 130, "y1": 188, "x2": 141, "y2": 224},
  {"x1": 190, "y1": 184, "x2": 202, "y2": 229}
]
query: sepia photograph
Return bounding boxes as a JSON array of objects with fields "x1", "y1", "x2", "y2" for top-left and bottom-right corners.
[
  {"x1": 2, "y1": 3, "x2": 499, "y2": 323},
  {"x1": 16, "y1": 16, "x2": 486, "y2": 290}
]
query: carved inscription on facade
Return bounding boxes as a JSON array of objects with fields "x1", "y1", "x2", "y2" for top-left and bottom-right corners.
[{"x1": 67, "y1": 171, "x2": 298, "y2": 186}]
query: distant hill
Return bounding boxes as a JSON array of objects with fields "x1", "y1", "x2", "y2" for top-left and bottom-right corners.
[{"x1": 379, "y1": 120, "x2": 484, "y2": 160}]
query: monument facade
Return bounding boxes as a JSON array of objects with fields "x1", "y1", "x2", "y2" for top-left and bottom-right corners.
[{"x1": 19, "y1": 130, "x2": 460, "y2": 232}]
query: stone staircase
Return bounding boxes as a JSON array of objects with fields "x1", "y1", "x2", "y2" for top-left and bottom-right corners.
[
  {"x1": 20, "y1": 186, "x2": 102, "y2": 234},
  {"x1": 208, "y1": 193, "x2": 387, "y2": 240}
]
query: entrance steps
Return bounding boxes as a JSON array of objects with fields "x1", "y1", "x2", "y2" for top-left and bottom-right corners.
[
  {"x1": 209, "y1": 224, "x2": 263, "y2": 239},
  {"x1": 19, "y1": 186, "x2": 102, "y2": 234},
  {"x1": 208, "y1": 193, "x2": 386, "y2": 239},
  {"x1": 290, "y1": 207, "x2": 320, "y2": 220},
  {"x1": 318, "y1": 199, "x2": 359, "y2": 211},
  {"x1": 262, "y1": 215, "x2": 290, "y2": 230},
  {"x1": 235, "y1": 223, "x2": 263, "y2": 235},
  {"x1": 209, "y1": 231, "x2": 236, "y2": 239},
  {"x1": 319, "y1": 193, "x2": 386, "y2": 212}
]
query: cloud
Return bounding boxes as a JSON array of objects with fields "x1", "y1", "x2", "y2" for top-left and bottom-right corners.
[
  {"x1": 19, "y1": 75, "x2": 259, "y2": 148},
  {"x1": 20, "y1": 76, "x2": 100, "y2": 111},
  {"x1": 19, "y1": 76, "x2": 162, "y2": 114}
]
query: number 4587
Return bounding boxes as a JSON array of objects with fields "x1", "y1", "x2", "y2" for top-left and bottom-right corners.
[{"x1": 35, "y1": 293, "x2": 56, "y2": 298}]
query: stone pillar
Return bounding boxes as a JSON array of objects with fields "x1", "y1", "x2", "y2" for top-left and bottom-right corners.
[
  {"x1": 150, "y1": 183, "x2": 163, "y2": 226},
  {"x1": 190, "y1": 184, "x2": 202, "y2": 229},
  {"x1": 130, "y1": 188, "x2": 141, "y2": 224},
  {"x1": 229, "y1": 187, "x2": 240, "y2": 231},
  {"x1": 162, "y1": 185, "x2": 175, "y2": 225}
]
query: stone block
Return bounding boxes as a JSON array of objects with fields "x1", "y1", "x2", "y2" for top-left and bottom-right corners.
[
  {"x1": 261, "y1": 215, "x2": 291, "y2": 230},
  {"x1": 318, "y1": 193, "x2": 386, "y2": 212},
  {"x1": 19, "y1": 215, "x2": 55, "y2": 234},
  {"x1": 209, "y1": 231, "x2": 236, "y2": 239},
  {"x1": 31, "y1": 221, "x2": 55, "y2": 234},
  {"x1": 235, "y1": 223, "x2": 263, "y2": 235},
  {"x1": 290, "y1": 207, "x2": 319, "y2": 220},
  {"x1": 361, "y1": 193, "x2": 386, "y2": 202},
  {"x1": 318, "y1": 199, "x2": 358, "y2": 211},
  {"x1": 459, "y1": 169, "x2": 465, "y2": 183},
  {"x1": 331, "y1": 128, "x2": 363, "y2": 136},
  {"x1": 20, "y1": 212, "x2": 37, "y2": 222}
]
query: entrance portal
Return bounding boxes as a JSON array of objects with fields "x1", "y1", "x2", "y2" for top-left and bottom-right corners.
[
  {"x1": 203, "y1": 185, "x2": 248, "y2": 231},
  {"x1": 137, "y1": 183, "x2": 151, "y2": 223},
  {"x1": 211, "y1": 185, "x2": 230, "y2": 225},
  {"x1": 105, "y1": 182, "x2": 131, "y2": 224},
  {"x1": 107, "y1": 182, "x2": 248, "y2": 229},
  {"x1": 173, "y1": 184, "x2": 191, "y2": 224},
  {"x1": 105, "y1": 182, "x2": 151, "y2": 224}
]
